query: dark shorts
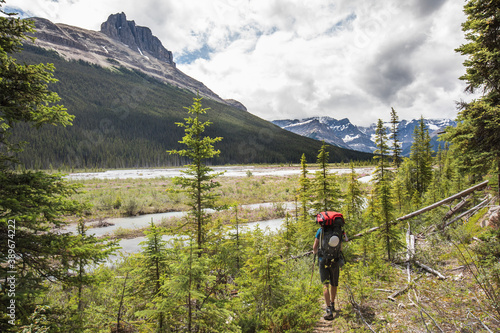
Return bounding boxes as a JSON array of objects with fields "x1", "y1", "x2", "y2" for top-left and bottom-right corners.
[{"x1": 318, "y1": 258, "x2": 340, "y2": 286}]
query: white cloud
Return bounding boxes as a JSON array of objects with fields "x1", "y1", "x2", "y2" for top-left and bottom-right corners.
[{"x1": 5, "y1": 0, "x2": 476, "y2": 125}]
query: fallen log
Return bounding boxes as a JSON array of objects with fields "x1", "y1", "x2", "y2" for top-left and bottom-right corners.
[
  {"x1": 397, "y1": 180, "x2": 488, "y2": 222},
  {"x1": 406, "y1": 224, "x2": 415, "y2": 284},
  {"x1": 350, "y1": 181, "x2": 489, "y2": 240},
  {"x1": 284, "y1": 250, "x2": 313, "y2": 261},
  {"x1": 387, "y1": 275, "x2": 423, "y2": 302},
  {"x1": 388, "y1": 285, "x2": 409, "y2": 302},
  {"x1": 442, "y1": 194, "x2": 472, "y2": 225},
  {"x1": 415, "y1": 260, "x2": 446, "y2": 280},
  {"x1": 442, "y1": 197, "x2": 491, "y2": 229}
]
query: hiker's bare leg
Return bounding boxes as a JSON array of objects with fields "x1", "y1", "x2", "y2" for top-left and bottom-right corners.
[
  {"x1": 323, "y1": 284, "x2": 331, "y2": 307},
  {"x1": 330, "y1": 286, "x2": 337, "y2": 304}
]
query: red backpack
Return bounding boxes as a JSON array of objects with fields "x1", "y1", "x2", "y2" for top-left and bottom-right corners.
[
  {"x1": 316, "y1": 211, "x2": 345, "y2": 264},
  {"x1": 316, "y1": 211, "x2": 345, "y2": 227}
]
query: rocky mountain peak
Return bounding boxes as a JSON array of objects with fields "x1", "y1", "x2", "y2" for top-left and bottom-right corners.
[
  {"x1": 28, "y1": 14, "x2": 246, "y2": 110},
  {"x1": 272, "y1": 117, "x2": 456, "y2": 155},
  {"x1": 100, "y1": 12, "x2": 174, "y2": 66}
]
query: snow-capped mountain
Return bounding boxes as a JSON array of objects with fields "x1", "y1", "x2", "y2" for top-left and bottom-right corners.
[{"x1": 272, "y1": 117, "x2": 456, "y2": 155}]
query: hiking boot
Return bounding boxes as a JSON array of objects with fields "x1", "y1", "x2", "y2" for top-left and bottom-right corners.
[
  {"x1": 330, "y1": 302, "x2": 336, "y2": 312},
  {"x1": 323, "y1": 306, "x2": 334, "y2": 320}
]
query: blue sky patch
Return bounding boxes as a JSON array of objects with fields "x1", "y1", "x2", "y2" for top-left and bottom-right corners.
[
  {"x1": 326, "y1": 13, "x2": 357, "y2": 34},
  {"x1": 175, "y1": 43, "x2": 213, "y2": 65},
  {"x1": 4, "y1": 6, "x2": 31, "y2": 18}
]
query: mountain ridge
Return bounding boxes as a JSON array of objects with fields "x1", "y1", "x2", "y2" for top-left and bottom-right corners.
[
  {"x1": 28, "y1": 13, "x2": 247, "y2": 110},
  {"x1": 272, "y1": 116, "x2": 456, "y2": 155},
  {"x1": 11, "y1": 21, "x2": 373, "y2": 168}
]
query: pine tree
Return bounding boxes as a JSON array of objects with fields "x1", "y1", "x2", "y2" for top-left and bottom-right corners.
[
  {"x1": 296, "y1": 153, "x2": 315, "y2": 250},
  {"x1": 344, "y1": 162, "x2": 364, "y2": 230},
  {"x1": 410, "y1": 117, "x2": 433, "y2": 198},
  {"x1": 310, "y1": 142, "x2": 342, "y2": 213},
  {"x1": 168, "y1": 95, "x2": 223, "y2": 251},
  {"x1": 298, "y1": 153, "x2": 310, "y2": 221},
  {"x1": 373, "y1": 119, "x2": 399, "y2": 260},
  {"x1": 0, "y1": 4, "x2": 116, "y2": 328},
  {"x1": 390, "y1": 108, "x2": 402, "y2": 169},
  {"x1": 392, "y1": 161, "x2": 411, "y2": 215},
  {"x1": 443, "y1": 0, "x2": 500, "y2": 199},
  {"x1": 67, "y1": 220, "x2": 117, "y2": 328},
  {"x1": 134, "y1": 221, "x2": 169, "y2": 332},
  {"x1": 373, "y1": 119, "x2": 392, "y2": 182}
]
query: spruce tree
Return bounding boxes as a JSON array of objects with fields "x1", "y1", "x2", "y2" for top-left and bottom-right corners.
[
  {"x1": 167, "y1": 96, "x2": 235, "y2": 332},
  {"x1": 410, "y1": 117, "x2": 433, "y2": 198},
  {"x1": 168, "y1": 95, "x2": 223, "y2": 251},
  {"x1": 0, "y1": 3, "x2": 116, "y2": 328},
  {"x1": 443, "y1": 0, "x2": 500, "y2": 198},
  {"x1": 227, "y1": 205, "x2": 246, "y2": 272},
  {"x1": 296, "y1": 153, "x2": 315, "y2": 249},
  {"x1": 360, "y1": 188, "x2": 378, "y2": 265},
  {"x1": 344, "y1": 162, "x2": 364, "y2": 229},
  {"x1": 390, "y1": 108, "x2": 402, "y2": 169},
  {"x1": 134, "y1": 221, "x2": 169, "y2": 332},
  {"x1": 373, "y1": 119, "x2": 392, "y2": 182},
  {"x1": 67, "y1": 220, "x2": 117, "y2": 329},
  {"x1": 298, "y1": 153, "x2": 310, "y2": 221},
  {"x1": 373, "y1": 119, "x2": 399, "y2": 260},
  {"x1": 234, "y1": 228, "x2": 287, "y2": 331},
  {"x1": 392, "y1": 159, "x2": 412, "y2": 215},
  {"x1": 310, "y1": 142, "x2": 342, "y2": 213}
]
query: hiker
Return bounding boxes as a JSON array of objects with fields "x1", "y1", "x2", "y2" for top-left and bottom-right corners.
[{"x1": 313, "y1": 212, "x2": 348, "y2": 321}]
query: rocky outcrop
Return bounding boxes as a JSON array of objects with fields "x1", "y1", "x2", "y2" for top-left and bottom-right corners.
[
  {"x1": 27, "y1": 15, "x2": 244, "y2": 107},
  {"x1": 480, "y1": 206, "x2": 500, "y2": 228},
  {"x1": 100, "y1": 13, "x2": 174, "y2": 66},
  {"x1": 224, "y1": 99, "x2": 247, "y2": 112},
  {"x1": 29, "y1": 17, "x2": 87, "y2": 50}
]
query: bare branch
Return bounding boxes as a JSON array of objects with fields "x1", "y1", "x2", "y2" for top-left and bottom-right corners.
[
  {"x1": 388, "y1": 285, "x2": 409, "y2": 302},
  {"x1": 345, "y1": 284, "x2": 376, "y2": 333},
  {"x1": 350, "y1": 181, "x2": 489, "y2": 240},
  {"x1": 414, "y1": 261, "x2": 446, "y2": 280},
  {"x1": 467, "y1": 310, "x2": 494, "y2": 333},
  {"x1": 398, "y1": 181, "x2": 489, "y2": 222},
  {"x1": 443, "y1": 197, "x2": 491, "y2": 229}
]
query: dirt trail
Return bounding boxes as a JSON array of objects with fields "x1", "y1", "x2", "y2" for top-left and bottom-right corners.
[{"x1": 313, "y1": 300, "x2": 345, "y2": 333}]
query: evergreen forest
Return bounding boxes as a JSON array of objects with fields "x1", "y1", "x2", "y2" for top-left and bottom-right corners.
[
  {"x1": 1, "y1": 0, "x2": 500, "y2": 332},
  {"x1": 10, "y1": 44, "x2": 372, "y2": 169}
]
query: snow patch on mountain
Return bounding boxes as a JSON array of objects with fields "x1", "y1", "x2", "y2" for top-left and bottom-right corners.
[
  {"x1": 272, "y1": 117, "x2": 456, "y2": 155},
  {"x1": 343, "y1": 134, "x2": 360, "y2": 143},
  {"x1": 285, "y1": 119, "x2": 314, "y2": 128}
]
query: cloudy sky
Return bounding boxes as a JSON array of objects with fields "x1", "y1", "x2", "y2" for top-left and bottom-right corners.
[{"x1": 5, "y1": 0, "x2": 475, "y2": 125}]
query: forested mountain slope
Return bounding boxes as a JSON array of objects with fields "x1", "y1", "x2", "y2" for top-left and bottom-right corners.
[{"x1": 12, "y1": 45, "x2": 372, "y2": 169}]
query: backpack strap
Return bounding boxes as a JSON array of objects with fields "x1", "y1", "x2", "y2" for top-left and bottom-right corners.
[{"x1": 319, "y1": 227, "x2": 324, "y2": 252}]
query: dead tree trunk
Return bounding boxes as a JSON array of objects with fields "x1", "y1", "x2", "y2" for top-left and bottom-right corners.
[
  {"x1": 350, "y1": 181, "x2": 489, "y2": 240},
  {"x1": 442, "y1": 197, "x2": 491, "y2": 229},
  {"x1": 441, "y1": 194, "x2": 472, "y2": 228}
]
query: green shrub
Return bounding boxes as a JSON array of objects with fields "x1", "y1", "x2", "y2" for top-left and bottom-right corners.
[
  {"x1": 123, "y1": 198, "x2": 139, "y2": 216},
  {"x1": 112, "y1": 195, "x2": 122, "y2": 209}
]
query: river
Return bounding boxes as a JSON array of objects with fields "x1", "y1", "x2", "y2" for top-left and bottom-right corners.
[
  {"x1": 66, "y1": 166, "x2": 374, "y2": 180},
  {"x1": 65, "y1": 202, "x2": 296, "y2": 256},
  {"x1": 64, "y1": 165, "x2": 374, "y2": 257},
  {"x1": 112, "y1": 218, "x2": 286, "y2": 255}
]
